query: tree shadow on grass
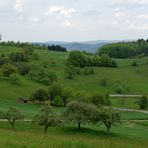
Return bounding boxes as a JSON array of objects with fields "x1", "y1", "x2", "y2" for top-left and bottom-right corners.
[{"x1": 60, "y1": 126, "x2": 120, "y2": 138}]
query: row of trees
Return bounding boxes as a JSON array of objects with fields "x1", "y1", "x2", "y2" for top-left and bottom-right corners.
[
  {"x1": 48, "y1": 45, "x2": 67, "y2": 52},
  {"x1": 31, "y1": 84, "x2": 110, "y2": 107},
  {"x1": 99, "y1": 39, "x2": 148, "y2": 58},
  {"x1": 0, "y1": 102, "x2": 121, "y2": 134},
  {"x1": 0, "y1": 40, "x2": 47, "y2": 50},
  {"x1": 67, "y1": 51, "x2": 117, "y2": 68}
]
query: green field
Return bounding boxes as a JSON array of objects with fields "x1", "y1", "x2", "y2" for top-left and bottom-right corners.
[
  {"x1": 0, "y1": 45, "x2": 148, "y2": 101},
  {"x1": 0, "y1": 121, "x2": 147, "y2": 148},
  {"x1": 0, "y1": 45, "x2": 148, "y2": 147}
]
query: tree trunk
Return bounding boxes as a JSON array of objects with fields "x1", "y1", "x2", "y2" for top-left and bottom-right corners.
[
  {"x1": 78, "y1": 122, "x2": 81, "y2": 130},
  {"x1": 11, "y1": 119, "x2": 15, "y2": 129},
  {"x1": 44, "y1": 126, "x2": 48, "y2": 134},
  {"x1": 107, "y1": 126, "x2": 110, "y2": 134}
]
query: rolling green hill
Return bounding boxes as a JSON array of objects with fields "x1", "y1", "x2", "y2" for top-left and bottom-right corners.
[{"x1": 0, "y1": 45, "x2": 148, "y2": 102}]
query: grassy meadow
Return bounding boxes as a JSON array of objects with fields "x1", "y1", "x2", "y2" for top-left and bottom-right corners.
[
  {"x1": 0, "y1": 45, "x2": 148, "y2": 147},
  {"x1": 0, "y1": 121, "x2": 148, "y2": 148}
]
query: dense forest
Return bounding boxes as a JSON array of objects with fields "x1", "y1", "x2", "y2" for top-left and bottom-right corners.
[{"x1": 99, "y1": 39, "x2": 148, "y2": 58}]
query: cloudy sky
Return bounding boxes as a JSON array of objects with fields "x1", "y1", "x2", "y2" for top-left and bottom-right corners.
[{"x1": 1, "y1": 0, "x2": 148, "y2": 41}]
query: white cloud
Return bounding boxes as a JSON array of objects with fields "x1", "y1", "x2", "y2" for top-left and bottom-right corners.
[
  {"x1": 46, "y1": 6, "x2": 76, "y2": 18},
  {"x1": 137, "y1": 24, "x2": 148, "y2": 31},
  {"x1": 114, "y1": 11, "x2": 126, "y2": 17},
  {"x1": 136, "y1": 14, "x2": 148, "y2": 19},
  {"x1": 125, "y1": 19, "x2": 148, "y2": 31},
  {"x1": 60, "y1": 20, "x2": 74, "y2": 28},
  {"x1": 14, "y1": 0, "x2": 24, "y2": 12},
  {"x1": 28, "y1": 17, "x2": 39, "y2": 23},
  {"x1": 111, "y1": 21, "x2": 119, "y2": 25}
]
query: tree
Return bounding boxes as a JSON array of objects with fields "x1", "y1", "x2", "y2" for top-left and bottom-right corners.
[
  {"x1": 1, "y1": 63, "x2": 18, "y2": 77},
  {"x1": 96, "y1": 108, "x2": 121, "y2": 134},
  {"x1": 138, "y1": 95, "x2": 148, "y2": 109},
  {"x1": 67, "y1": 51, "x2": 86, "y2": 67},
  {"x1": 47, "y1": 71, "x2": 57, "y2": 84},
  {"x1": 33, "y1": 105, "x2": 62, "y2": 134},
  {"x1": 64, "y1": 100, "x2": 97, "y2": 130},
  {"x1": 64, "y1": 65, "x2": 76, "y2": 79},
  {"x1": 4, "y1": 107, "x2": 24, "y2": 128},
  {"x1": 90, "y1": 93, "x2": 106, "y2": 106},
  {"x1": 9, "y1": 73, "x2": 21, "y2": 84},
  {"x1": 32, "y1": 88, "x2": 48, "y2": 104},
  {"x1": 100, "y1": 54, "x2": 112, "y2": 67},
  {"x1": 48, "y1": 83, "x2": 63, "y2": 106},
  {"x1": 61, "y1": 88, "x2": 73, "y2": 106}
]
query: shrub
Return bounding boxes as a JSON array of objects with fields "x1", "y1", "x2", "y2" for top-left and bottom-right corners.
[
  {"x1": 9, "y1": 73, "x2": 21, "y2": 84},
  {"x1": 1, "y1": 63, "x2": 18, "y2": 77},
  {"x1": 138, "y1": 95, "x2": 148, "y2": 109}
]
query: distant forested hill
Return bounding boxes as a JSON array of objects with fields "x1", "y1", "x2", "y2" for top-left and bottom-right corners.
[{"x1": 40, "y1": 40, "x2": 120, "y2": 53}]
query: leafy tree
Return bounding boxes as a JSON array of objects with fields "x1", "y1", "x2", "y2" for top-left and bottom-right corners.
[
  {"x1": 33, "y1": 105, "x2": 62, "y2": 134},
  {"x1": 67, "y1": 51, "x2": 86, "y2": 67},
  {"x1": 15, "y1": 62, "x2": 30, "y2": 75},
  {"x1": 4, "y1": 107, "x2": 24, "y2": 128},
  {"x1": 100, "y1": 54, "x2": 112, "y2": 67},
  {"x1": 138, "y1": 95, "x2": 148, "y2": 109},
  {"x1": 47, "y1": 71, "x2": 57, "y2": 84},
  {"x1": 64, "y1": 100, "x2": 97, "y2": 130},
  {"x1": 64, "y1": 65, "x2": 76, "y2": 79},
  {"x1": 96, "y1": 108, "x2": 121, "y2": 133},
  {"x1": 8, "y1": 52, "x2": 28, "y2": 62},
  {"x1": 9, "y1": 73, "x2": 21, "y2": 84},
  {"x1": 48, "y1": 83, "x2": 63, "y2": 106},
  {"x1": 1, "y1": 63, "x2": 18, "y2": 77},
  {"x1": 90, "y1": 93, "x2": 106, "y2": 106},
  {"x1": 32, "y1": 88, "x2": 48, "y2": 104},
  {"x1": 61, "y1": 88, "x2": 73, "y2": 106}
]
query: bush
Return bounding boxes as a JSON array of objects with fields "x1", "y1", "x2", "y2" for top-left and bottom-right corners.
[
  {"x1": 64, "y1": 65, "x2": 76, "y2": 79},
  {"x1": 1, "y1": 63, "x2": 18, "y2": 77},
  {"x1": 132, "y1": 61, "x2": 138, "y2": 67},
  {"x1": 9, "y1": 73, "x2": 21, "y2": 84},
  {"x1": 138, "y1": 95, "x2": 148, "y2": 109},
  {"x1": 90, "y1": 93, "x2": 106, "y2": 106},
  {"x1": 115, "y1": 86, "x2": 125, "y2": 94},
  {"x1": 100, "y1": 77, "x2": 108, "y2": 86},
  {"x1": 52, "y1": 95, "x2": 63, "y2": 106},
  {"x1": 83, "y1": 67, "x2": 94, "y2": 75}
]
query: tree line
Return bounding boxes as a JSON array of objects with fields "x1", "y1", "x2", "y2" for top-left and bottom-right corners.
[
  {"x1": 99, "y1": 39, "x2": 148, "y2": 58},
  {"x1": 67, "y1": 51, "x2": 117, "y2": 68},
  {"x1": 0, "y1": 101, "x2": 121, "y2": 134},
  {"x1": 48, "y1": 45, "x2": 67, "y2": 52}
]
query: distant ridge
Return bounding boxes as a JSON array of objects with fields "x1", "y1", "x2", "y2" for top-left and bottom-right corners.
[{"x1": 39, "y1": 40, "x2": 132, "y2": 53}]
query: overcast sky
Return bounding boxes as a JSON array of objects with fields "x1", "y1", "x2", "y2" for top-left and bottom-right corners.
[{"x1": 1, "y1": 0, "x2": 148, "y2": 42}]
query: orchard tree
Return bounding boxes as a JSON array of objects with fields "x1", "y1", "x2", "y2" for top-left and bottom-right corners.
[
  {"x1": 64, "y1": 100, "x2": 97, "y2": 130},
  {"x1": 33, "y1": 105, "x2": 62, "y2": 134},
  {"x1": 96, "y1": 108, "x2": 121, "y2": 134},
  {"x1": 4, "y1": 107, "x2": 24, "y2": 128}
]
